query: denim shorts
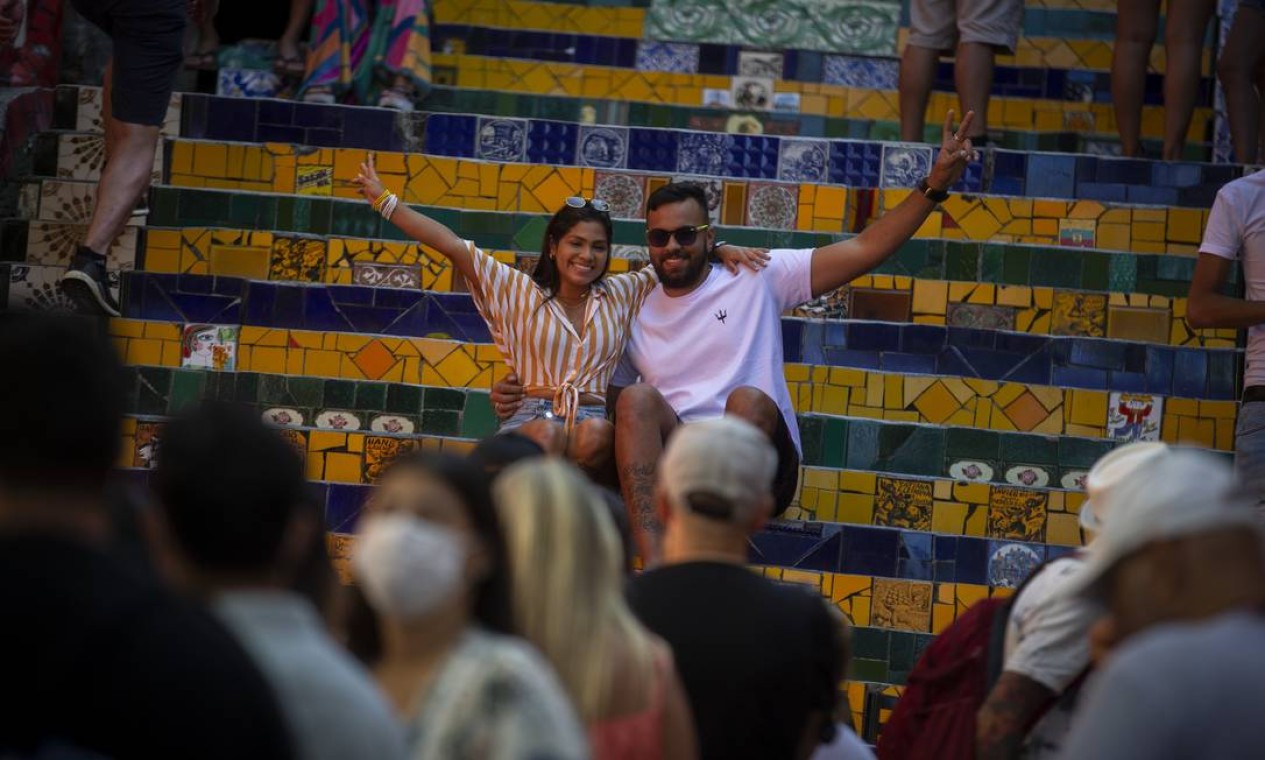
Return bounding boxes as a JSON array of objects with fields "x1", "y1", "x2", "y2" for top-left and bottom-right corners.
[
  {"x1": 1235, "y1": 401, "x2": 1265, "y2": 508},
  {"x1": 499, "y1": 397, "x2": 607, "y2": 433}
]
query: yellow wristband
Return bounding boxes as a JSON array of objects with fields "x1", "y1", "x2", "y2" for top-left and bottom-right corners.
[{"x1": 371, "y1": 188, "x2": 391, "y2": 211}]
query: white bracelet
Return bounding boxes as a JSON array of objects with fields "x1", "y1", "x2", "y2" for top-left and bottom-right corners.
[{"x1": 380, "y1": 194, "x2": 398, "y2": 220}]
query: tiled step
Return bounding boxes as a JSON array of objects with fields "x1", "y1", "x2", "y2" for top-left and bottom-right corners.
[{"x1": 430, "y1": 52, "x2": 1215, "y2": 143}]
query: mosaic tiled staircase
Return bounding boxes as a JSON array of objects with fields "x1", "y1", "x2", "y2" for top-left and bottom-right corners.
[{"x1": 1, "y1": 0, "x2": 1246, "y2": 744}]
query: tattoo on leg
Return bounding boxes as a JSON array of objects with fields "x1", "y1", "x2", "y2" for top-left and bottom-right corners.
[{"x1": 622, "y1": 463, "x2": 661, "y2": 537}]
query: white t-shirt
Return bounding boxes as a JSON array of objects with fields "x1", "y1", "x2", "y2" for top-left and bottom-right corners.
[
  {"x1": 1199, "y1": 169, "x2": 1265, "y2": 387},
  {"x1": 1002, "y1": 556, "x2": 1094, "y2": 759},
  {"x1": 612, "y1": 249, "x2": 815, "y2": 453}
]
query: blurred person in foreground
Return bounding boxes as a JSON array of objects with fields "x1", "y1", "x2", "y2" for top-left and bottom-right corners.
[
  {"x1": 627, "y1": 418, "x2": 840, "y2": 760},
  {"x1": 1057, "y1": 449, "x2": 1265, "y2": 759},
  {"x1": 345, "y1": 452, "x2": 587, "y2": 759},
  {"x1": 494, "y1": 459, "x2": 698, "y2": 759},
  {"x1": 810, "y1": 609, "x2": 875, "y2": 760},
  {"x1": 976, "y1": 442, "x2": 1168, "y2": 760},
  {"x1": 0, "y1": 314, "x2": 293, "y2": 758},
  {"x1": 153, "y1": 401, "x2": 405, "y2": 760}
]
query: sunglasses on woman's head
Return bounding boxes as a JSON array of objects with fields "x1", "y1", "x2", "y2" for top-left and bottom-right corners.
[
  {"x1": 564, "y1": 196, "x2": 611, "y2": 213},
  {"x1": 646, "y1": 224, "x2": 710, "y2": 248}
]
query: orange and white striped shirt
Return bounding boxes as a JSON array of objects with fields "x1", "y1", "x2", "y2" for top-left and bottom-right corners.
[{"x1": 468, "y1": 246, "x2": 658, "y2": 425}]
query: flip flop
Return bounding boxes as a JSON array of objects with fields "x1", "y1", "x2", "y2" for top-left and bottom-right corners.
[
  {"x1": 184, "y1": 50, "x2": 217, "y2": 71},
  {"x1": 274, "y1": 55, "x2": 305, "y2": 77}
]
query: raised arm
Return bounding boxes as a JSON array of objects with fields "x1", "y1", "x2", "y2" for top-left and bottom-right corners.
[
  {"x1": 353, "y1": 154, "x2": 477, "y2": 286},
  {"x1": 1186, "y1": 253, "x2": 1265, "y2": 329},
  {"x1": 809, "y1": 110, "x2": 978, "y2": 298}
]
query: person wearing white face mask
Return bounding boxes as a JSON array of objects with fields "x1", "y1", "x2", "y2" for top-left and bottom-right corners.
[{"x1": 344, "y1": 452, "x2": 588, "y2": 760}]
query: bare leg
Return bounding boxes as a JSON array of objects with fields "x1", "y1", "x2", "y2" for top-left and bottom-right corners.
[
  {"x1": 724, "y1": 386, "x2": 779, "y2": 438},
  {"x1": 279, "y1": 0, "x2": 314, "y2": 61},
  {"x1": 83, "y1": 119, "x2": 161, "y2": 253},
  {"x1": 1111, "y1": 0, "x2": 1161, "y2": 157},
  {"x1": 953, "y1": 42, "x2": 995, "y2": 138},
  {"x1": 568, "y1": 418, "x2": 616, "y2": 487},
  {"x1": 516, "y1": 418, "x2": 568, "y2": 456},
  {"x1": 899, "y1": 44, "x2": 940, "y2": 141},
  {"x1": 1162, "y1": 0, "x2": 1216, "y2": 160},
  {"x1": 1218, "y1": 6, "x2": 1265, "y2": 163},
  {"x1": 614, "y1": 384, "x2": 680, "y2": 563}
]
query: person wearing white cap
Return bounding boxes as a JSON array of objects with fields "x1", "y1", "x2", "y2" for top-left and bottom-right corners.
[
  {"x1": 977, "y1": 441, "x2": 1168, "y2": 760},
  {"x1": 1057, "y1": 449, "x2": 1265, "y2": 760},
  {"x1": 625, "y1": 418, "x2": 844, "y2": 760}
]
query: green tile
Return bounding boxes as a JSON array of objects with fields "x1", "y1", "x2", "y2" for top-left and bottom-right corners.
[
  {"x1": 1082, "y1": 252, "x2": 1110, "y2": 291},
  {"x1": 887, "y1": 631, "x2": 920, "y2": 676},
  {"x1": 385, "y1": 383, "x2": 422, "y2": 415},
  {"x1": 149, "y1": 188, "x2": 180, "y2": 226},
  {"x1": 1059, "y1": 436, "x2": 1114, "y2": 469},
  {"x1": 424, "y1": 387, "x2": 466, "y2": 411},
  {"x1": 851, "y1": 659, "x2": 889, "y2": 684},
  {"x1": 169, "y1": 369, "x2": 207, "y2": 412},
  {"x1": 229, "y1": 193, "x2": 275, "y2": 228},
  {"x1": 422, "y1": 409, "x2": 461, "y2": 436},
  {"x1": 307, "y1": 199, "x2": 333, "y2": 236},
  {"x1": 980, "y1": 244, "x2": 1004, "y2": 283},
  {"x1": 182, "y1": 188, "x2": 232, "y2": 226},
  {"x1": 276, "y1": 196, "x2": 309, "y2": 234},
  {"x1": 944, "y1": 243, "x2": 976, "y2": 281},
  {"x1": 822, "y1": 417, "x2": 848, "y2": 469},
  {"x1": 257, "y1": 374, "x2": 290, "y2": 405},
  {"x1": 461, "y1": 392, "x2": 498, "y2": 439},
  {"x1": 882, "y1": 425, "x2": 946, "y2": 477},
  {"x1": 136, "y1": 367, "x2": 171, "y2": 416},
  {"x1": 944, "y1": 427, "x2": 999, "y2": 461},
  {"x1": 845, "y1": 421, "x2": 880, "y2": 471},
  {"x1": 1032, "y1": 250, "x2": 1082, "y2": 289},
  {"x1": 998, "y1": 432, "x2": 1057, "y2": 465},
  {"x1": 331, "y1": 201, "x2": 379, "y2": 239},
  {"x1": 513, "y1": 216, "x2": 549, "y2": 251},
  {"x1": 234, "y1": 372, "x2": 259, "y2": 403},
  {"x1": 354, "y1": 382, "x2": 387, "y2": 411},
  {"x1": 851, "y1": 627, "x2": 890, "y2": 660},
  {"x1": 324, "y1": 379, "x2": 355, "y2": 409},
  {"x1": 798, "y1": 415, "x2": 825, "y2": 466},
  {"x1": 287, "y1": 377, "x2": 325, "y2": 408},
  {"x1": 1001, "y1": 247, "x2": 1031, "y2": 285}
]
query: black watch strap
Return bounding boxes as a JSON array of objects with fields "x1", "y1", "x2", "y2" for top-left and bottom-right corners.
[{"x1": 918, "y1": 178, "x2": 950, "y2": 203}]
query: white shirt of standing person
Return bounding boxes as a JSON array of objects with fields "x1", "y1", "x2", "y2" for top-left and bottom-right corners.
[{"x1": 1198, "y1": 169, "x2": 1265, "y2": 386}]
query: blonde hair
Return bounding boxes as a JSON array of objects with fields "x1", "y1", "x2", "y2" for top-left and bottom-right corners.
[{"x1": 494, "y1": 459, "x2": 656, "y2": 722}]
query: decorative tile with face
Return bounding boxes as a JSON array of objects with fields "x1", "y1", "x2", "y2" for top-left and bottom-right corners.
[
  {"x1": 577, "y1": 126, "x2": 630, "y2": 170},
  {"x1": 180, "y1": 324, "x2": 238, "y2": 371},
  {"x1": 1106, "y1": 392, "x2": 1163, "y2": 442},
  {"x1": 730, "y1": 77, "x2": 774, "y2": 111}
]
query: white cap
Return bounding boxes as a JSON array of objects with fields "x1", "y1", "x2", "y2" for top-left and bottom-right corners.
[
  {"x1": 660, "y1": 417, "x2": 778, "y2": 523},
  {"x1": 1079, "y1": 441, "x2": 1169, "y2": 532},
  {"x1": 1067, "y1": 449, "x2": 1260, "y2": 600}
]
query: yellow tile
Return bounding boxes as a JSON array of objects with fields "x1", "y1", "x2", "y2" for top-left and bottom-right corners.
[
  {"x1": 912, "y1": 382, "x2": 959, "y2": 425},
  {"x1": 324, "y1": 452, "x2": 363, "y2": 483},
  {"x1": 912, "y1": 279, "x2": 948, "y2": 315},
  {"x1": 931, "y1": 501, "x2": 967, "y2": 533},
  {"x1": 837, "y1": 493, "x2": 874, "y2": 525},
  {"x1": 1167, "y1": 208, "x2": 1204, "y2": 244},
  {"x1": 1046, "y1": 513, "x2": 1083, "y2": 547},
  {"x1": 126, "y1": 338, "x2": 162, "y2": 366},
  {"x1": 1068, "y1": 390, "x2": 1108, "y2": 426}
]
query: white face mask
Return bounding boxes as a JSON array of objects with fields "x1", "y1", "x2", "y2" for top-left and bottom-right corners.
[{"x1": 352, "y1": 512, "x2": 467, "y2": 619}]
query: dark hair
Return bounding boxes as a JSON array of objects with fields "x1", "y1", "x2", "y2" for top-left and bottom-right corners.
[
  {"x1": 0, "y1": 314, "x2": 124, "y2": 495},
  {"x1": 646, "y1": 182, "x2": 709, "y2": 219},
  {"x1": 290, "y1": 485, "x2": 337, "y2": 617},
  {"x1": 530, "y1": 203, "x2": 614, "y2": 299},
  {"x1": 468, "y1": 432, "x2": 545, "y2": 479},
  {"x1": 345, "y1": 452, "x2": 515, "y2": 665},
  {"x1": 153, "y1": 401, "x2": 309, "y2": 575}
]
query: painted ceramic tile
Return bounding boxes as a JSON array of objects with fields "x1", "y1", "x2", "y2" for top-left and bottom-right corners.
[
  {"x1": 874, "y1": 477, "x2": 933, "y2": 530},
  {"x1": 702, "y1": 88, "x2": 733, "y2": 108},
  {"x1": 823, "y1": 55, "x2": 899, "y2": 89},
  {"x1": 74, "y1": 86, "x2": 103, "y2": 132},
  {"x1": 217, "y1": 68, "x2": 281, "y2": 98},
  {"x1": 988, "y1": 487, "x2": 1047, "y2": 542},
  {"x1": 475, "y1": 117, "x2": 527, "y2": 162},
  {"x1": 352, "y1": 262, "x2": 421, "y2": 289},
  {"x1": 732, "y1": 4, "x2": 806, "y2": 48},
  {"x1": 133, "y1": 422, "x2": 163, "y2": 469},
  {"x1": 1064, "y1": 110, "x2": 1096, "y2": 132},
  {"x1": 5, "y1": 264, "x2": 77, "y2": 312},
  {"x1": 1060, "y1": 471, "x2": 1089, "y2": 490},
  {"x1": 634, "y1": 41, "x2": 701, "y2": 73},
  {"x1": 180, "y1": 324, "x2": 238, "y2": 371},
  {"x1": 725, "y1": 114, "x2": 764, "y2": 134},
  {"x1": 677, "y1": 132, "x2": 733, "y2": 176},
  {"x1": 36, "y1": 180, "x2": 96, "y2": 225},
  {"x1": 881, "y1": 145, "x2": 934, "y2": 189},
  {"x1": 296, "y1": 165, "x2": 334, "y2": 196},
  {"x1": 791, "y1": 286, "x2": 849, "y2": 319},
  {"x1": 731, "y1": 77, "x2": 774, "y2": 111},
  {"x1": 593, "y1": 172, "x2": 646, "y2": 220},
  {"x1": 56, "y1": 133, "x2": 106, "y2": 180},
  {"x1": 316, "y1": 410, "x2": 363, "y2": 431},
  {"x1": 1058, "y1": 219, "x2": 1096, "y2": 248},
  {"x1": 370, "y1": 415, "x2": 416, "y2": 435},
  {"x1": 988, "y1": 543, "x2": 1043, "y2": 589},
  {"x1": 815, "y1": 1, "x2": 902, "y2": 56},
  {"x1": 948, "y1": 460, "x2": 995, "y2": 483},
  {"x1": 1051, "y1": 292, "x2": 1107, "y2": 337},
  {"x1": 772, "y1": 93, "x2": 801, "y2": 113},
  {"x1": 870, "y1": 579, "x2": 932, "y2": 632},
  {"x1": 612, "y1": 244, "x2": 650, "y2": 263},
  {"x1": 1005, "y1": 465, "x2": 1050, "y2": 488},
  {"x1": 946, "y1": 303, "x2": 1016, "y2": 331},
  {"x1": 327, "y1": 533, "x2": 355, "y2": 584},
  {"x1": 270, "y1": 237, "x2": 327, "y2": 283},
  {"x1": 1107, "y1": 393, "x2": 1163, "y2": 442},
  {"x1": 778, "y1": 139, "x2": 828, "y2": 183},
  {"x1": 363, "y1": 435, "x2": 418, "y2": 483},
  {"x1": 737, "y1": 51, "x2": 784, "y2": 79},
  {"x1": 644, "y1": 0, "x2": 731, "y2": 45},
  {"x1": 25, "y1": 222, "x2": 137, "y2": 269},
  {"x1": 576, "y1": 126, "x2": 629, "y2": 170},
  {"x1": 262, "y1": 407, "x2": 306, "y2": 427},
  {"x1": 746, "y1": 182, "x2": 797, "y2": 229},
  {"x1": 672, "y1": 176, "x2": 723, "y2": 222}
]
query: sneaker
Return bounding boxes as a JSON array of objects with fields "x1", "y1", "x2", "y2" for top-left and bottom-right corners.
[{"x1": 60, "y1": 246, "x2": 121, "y2": 317}]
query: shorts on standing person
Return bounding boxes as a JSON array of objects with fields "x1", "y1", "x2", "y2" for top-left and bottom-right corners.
[
  {"x1": 907, "y1": 0, "x2": 1023, "y2": 54},
  {"x1": 69, "y1": 0, "x2": 186, "y2": 126}
]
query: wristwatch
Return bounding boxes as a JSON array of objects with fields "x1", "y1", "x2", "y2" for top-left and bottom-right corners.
[{"x1": 918, "y1": 177, "x2": 950, "y2": 203}]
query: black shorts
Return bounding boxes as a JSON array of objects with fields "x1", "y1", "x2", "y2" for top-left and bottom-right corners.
[
  {"x1": 70, "y1": 0, "x2": 186, "y2": 127},
  {"x1": 770, "y1": 409, "x2": 800, "y2": 516}
]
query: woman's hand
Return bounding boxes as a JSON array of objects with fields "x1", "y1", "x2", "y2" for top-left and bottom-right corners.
[
  {"x1": 716, "y1": 245, "x2": 771, "y2": 275},
  {"x1": 927, "y1": 109, "x2": 980, "y2": 192},
  {"x1": 491, "y1": 373, "x2": 524, "y2": 421},
  {"x1": 353, "y1": 153, "x2": 387, "y2": 205}
]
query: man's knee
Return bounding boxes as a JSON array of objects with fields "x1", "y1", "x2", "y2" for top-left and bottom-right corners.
[
  {"x1": 725, "y1": 386, "x2": 778, "y2": 435},
  {"x1": 615, "y1": 383, "x2": 669, "y2": 423}
]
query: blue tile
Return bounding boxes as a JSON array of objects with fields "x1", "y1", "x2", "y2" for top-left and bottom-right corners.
[
  {"x1": 1069, "y1": 340, "x2": 1127, "y2": 371},
  {"x1": 425, "y1": 113, "x2": 477, "y2": 157},
  {"x1": 840, "y1": 526, "x2": 899, "y2": 577},
  {"x1": 257, "y1": 124, "x2": 306, "y2": 143},
  {"x1": 325, "y1": 484, "x2": 369, "y2": 533},
  {"x1": 293, "y1": 103, "x2": 344, "y2": 129},
  {"x1": 270, "y1": 285, "x2": 305, "y2": 328},
  {"x1": 847, "y1": 323, "x2": 902, "y2": 351},
  {"x1": 203, "y1": 96, "x2": 258, "y2": 142},
  {"x1": 1052, "y1": 365, "x2": 1109, "y2": 389},
  {"x1": 1077, "y1": 182, "x2": 1129, "y2": 203},
  {"x1": 627, "y1": 128, "x2": 679, "y2": 172},
  {"x1": 1026, "y1": 154, "x2": 1076, "y2": 198},
  {"x1": 881, "y1": 353, "x2": 938, "y2": 374},
  {"x1": 987, "y1": 541, "x2": 1045, "y2": 589},
  {"x1": 1095, "y1": 158, "x2": 1150, "y2": 185},
  {"x1": 258, "y1": 98, "x2": 295, "y2": 126},
  {"x1": 305, "y1": 128, "x2": 343, "y2": 147},
  {"x1": 1126, "y1": 185, "x2": 1179, "y2": 206},
  {"x1": 1001, "y1": 350, "x2": 1052, "y2": 385},
  {"x1": 901, "y1": 324, "x2": 947, "y2": 353},
  {"x1": 1110, "y1": 371, "x2": 1149, "y2": 392},
  {"x1": 954, "y1": 537, "x2": 990, "y2": 586},
  {"x1": 526, "y1": 120, "x2": 577, "y2": 165},
  {"x1": 782, "y1": 320, "x2": 804, "y2": 363},
  {"x1": 957, "y1": 347, "x2": 1029, "y2": 380},
  {"x1": 934, "y1": 535, "x2": 958, "y2": 561},
  {"x1": 1172, "y1": 349, "x2": 1208, "y2": 397},
  {"x1": 1207, "y1": 351, "x2": 1239, "y2": 400},
  {"x1": 946, "y1": 326, "x2": 996, "y2": 350},
  {"x1": 1145, "y1": 346, "x2": 1175, "y2": 390},
  {"x1": 822, "y1": 347, "x2": 879, "y2": 369}
]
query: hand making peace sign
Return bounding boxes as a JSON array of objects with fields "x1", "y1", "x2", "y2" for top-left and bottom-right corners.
[{"x1": 927, "y1": 109, "x2": 980, "y2": 192}]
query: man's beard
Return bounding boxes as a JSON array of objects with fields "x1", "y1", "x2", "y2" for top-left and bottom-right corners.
[{"x1": 653, "y1": 248, "x2": 709, "y2": 288}]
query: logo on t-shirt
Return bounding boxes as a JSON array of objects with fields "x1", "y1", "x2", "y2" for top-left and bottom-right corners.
[{"x1": 714, "y1": 309, "x2": 727, "y2": 324}]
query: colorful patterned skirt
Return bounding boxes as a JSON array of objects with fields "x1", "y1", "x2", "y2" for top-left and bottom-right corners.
[{"x1": 299, "y1": 0, "x2": 431, "y2": 104}]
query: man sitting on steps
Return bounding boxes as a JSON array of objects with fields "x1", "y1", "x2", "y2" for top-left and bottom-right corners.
[{"x1": 495, "y1": 110, "x2": 979, "y2": 560}]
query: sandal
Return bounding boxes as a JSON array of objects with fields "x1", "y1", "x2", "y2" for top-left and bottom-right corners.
[
  {"x1": 274, "y1": 54, "x2": 305, "y2": 77},
  {"x1": 303, "y1": 85, "x2": 336, "y2": 105},
  {"x1": 184, "y1": 49, "x2": 217, "y2": 71},
  {"x1": 377, "y1": 86, "x2": 415, "y2": 112}
]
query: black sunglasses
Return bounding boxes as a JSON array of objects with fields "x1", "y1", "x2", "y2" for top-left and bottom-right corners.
[
  {"x1": 646, "y1": 224, "x2": 711, "y2": 248},
  {"x1": 564, "y1": 196, "x2": 610, "y2": 213}
]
